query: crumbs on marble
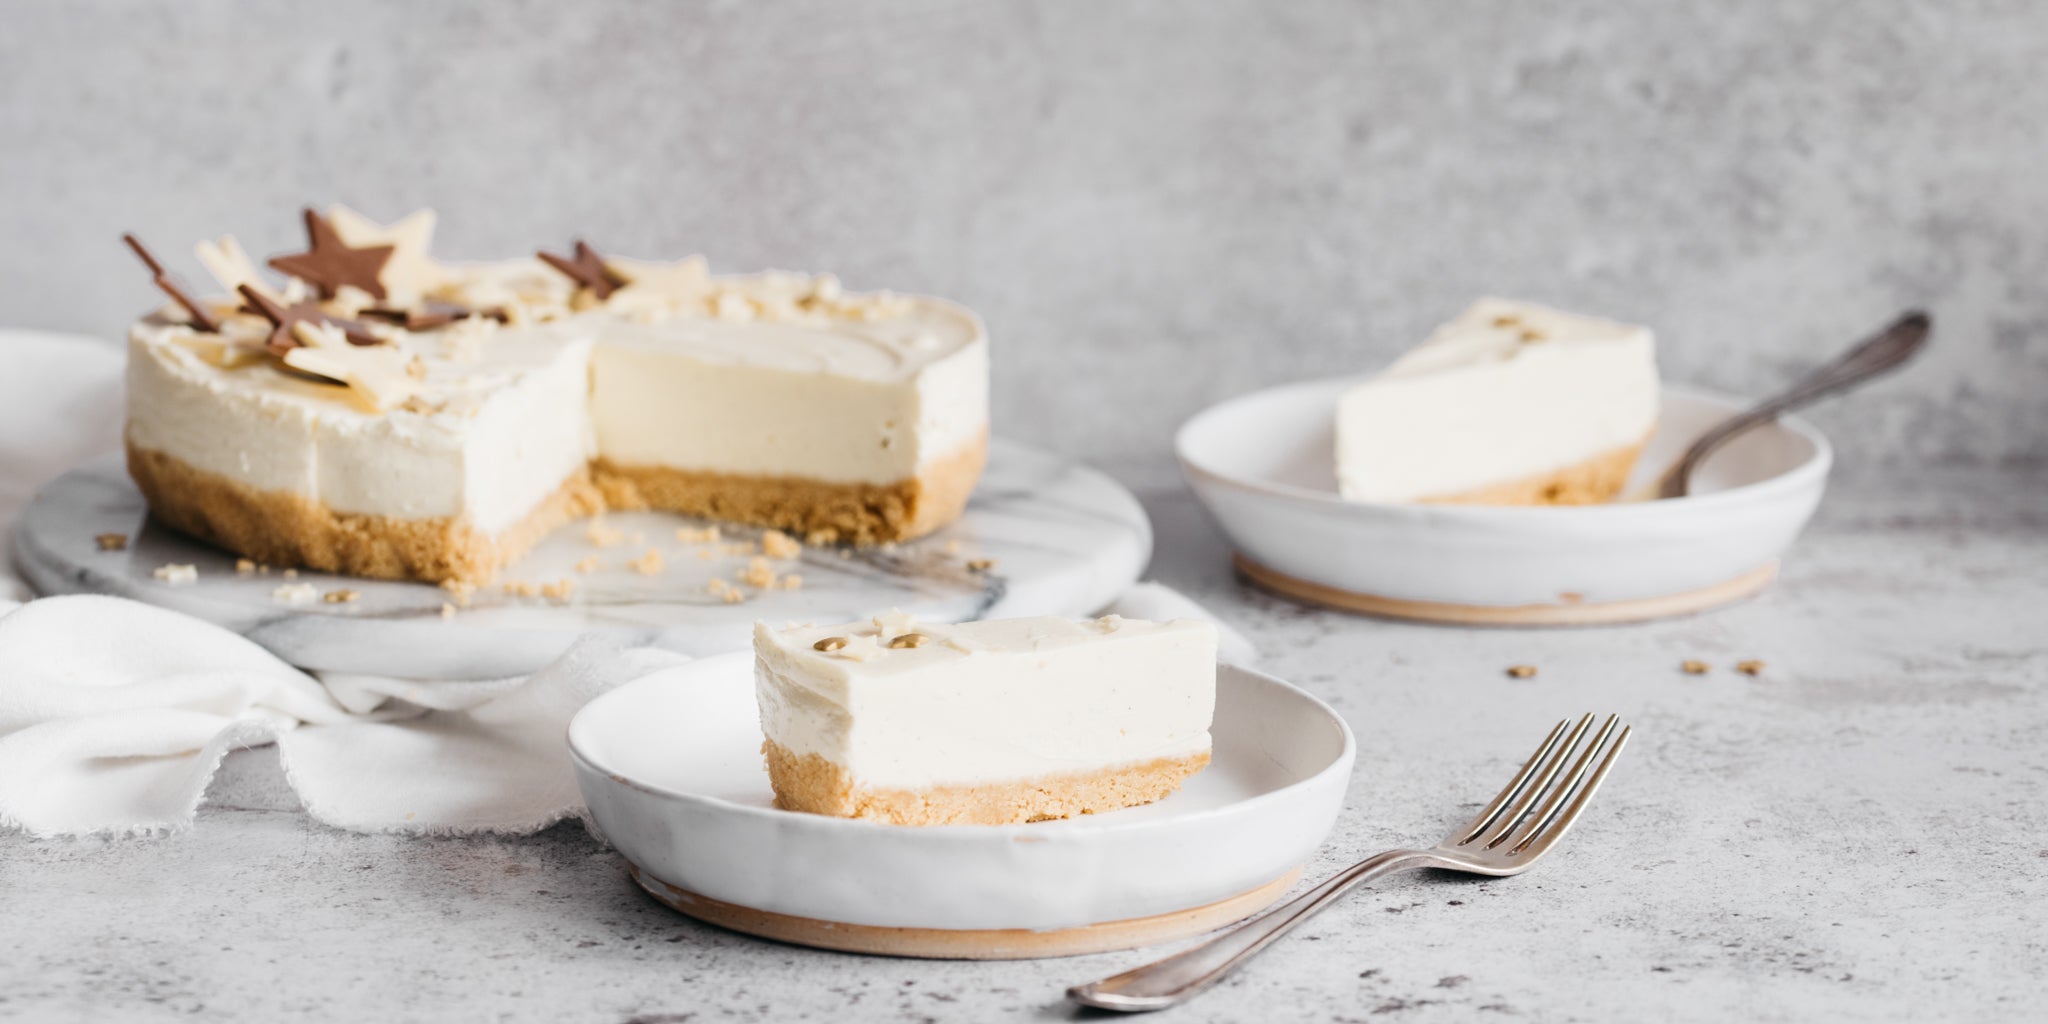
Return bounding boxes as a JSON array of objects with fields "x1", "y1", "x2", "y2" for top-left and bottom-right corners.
[
  {"x1": 966, "y1": 558, "x2": 997, "y2": 572},
  {"x1": 760, "y1": 529, "x2": 802, "y2": 560},
  {"x1": 1736, "y1": 659, "x2": 1766, "y2": 676},
  {"x1": 629, "y1": 548, "x2": 665, "y2": 575},
  {"x1": 1505, "y1": 664, "x2": 1537, "y2": 679},
  {"x1": 586, "y1": 520, "x2": 626, "y2": 548},
  {"x1": 574, "y1": 556, "x2": 599, "y2": 574},
  {"x1": 235, "y1": 558, "x2": 256, "y2": 575},
  {"x1": 502, "y1": 579, "x2": 540, "y2": 598},
  {"x1": 152, "y1": 563, "x2": 197, "y2": 585},
  {"x1": 323, "y1": 588, "x2": 360, "y2": 604},
  {"x1": 439, "y1": 602, "x2": 458, "y2": 619},
  {"x1": 1681, "y1": 659, "x2": 1711, "y2": 675},
  {"x1": 95, "y1": 532, "x2": 129, "y2": 551},
  {"x1": 441, "y1": 578, "x2": 476, "y2": 607},
  {"x1": 273, "y1": 582, "x2": 318, "y2": 605},
  {"x1": 675, "y1": 525, "x2": 722, "y2": 544},
  {"x1": 540, "y1": 578, "x2": 576, "y2": 602}
]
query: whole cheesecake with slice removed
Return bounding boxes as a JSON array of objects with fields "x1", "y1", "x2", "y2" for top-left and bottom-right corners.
[
  {"x1": 120, "y1": 208, "x2": 988, "y2": 584},
  {"x1": 753, "y1": 612, "x2": 1217, "y2": 825},
  {"x1": 1335, "y1": 298, "x2": 1659, "y2": 505}
]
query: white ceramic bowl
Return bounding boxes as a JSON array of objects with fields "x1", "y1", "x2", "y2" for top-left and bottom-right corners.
[
  {"x1": 1176, "y1": 381, "x2": 1830, "y2": 618},
  {"x1": 569, "y1": 652, "x2": 1353, "y2": 940}
]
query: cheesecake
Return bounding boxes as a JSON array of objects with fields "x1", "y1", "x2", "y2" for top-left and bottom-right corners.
[
  {"x1": 753, "y1": 612, "x2": 1217, "y2": 825},
  {"x1": 121, "y1": 207, "x2": 989, "y2": 583},
  {"x1": 1335, "y1": 299, "x2": 1659, "y2": 505}
]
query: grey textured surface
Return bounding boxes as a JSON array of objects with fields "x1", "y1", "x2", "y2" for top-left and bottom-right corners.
[
  {"x1": 2, "y1": 1, "x2": 2043, "y2": 489},
  {"x1": 2, "y1": 474, "x2": 2044, "y2": 1023}
]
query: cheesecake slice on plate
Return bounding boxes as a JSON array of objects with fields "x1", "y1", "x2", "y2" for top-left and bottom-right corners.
[
  {"x1": 753, "y1": 612, "x2": 1217, "y2": 825},
  {"x1": 1335, "y1": 298, "x2": 1659, "y2": 505}
]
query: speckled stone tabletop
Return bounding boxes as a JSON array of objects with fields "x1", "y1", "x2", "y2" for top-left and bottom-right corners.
[{"x1": 3, "y1": 467, "x2": 2040, "y2": 1023}]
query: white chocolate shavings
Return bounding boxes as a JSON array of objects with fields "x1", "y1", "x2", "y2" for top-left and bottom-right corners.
[
  {"x1": 871, "y1": 609, "x2": 917, "y2": 636},
  {"x1": 152, "y1": 563, "x2": 197, "y2": 585},
  {"x1": 272, "y1": 582, "x2": 318, "y2": 605},
  {"x1": 281, "y1": 325, "x2": 420, "y2": 412},
  {"x1": 194, "y1": 235, "x2": 273, "y2": 299}
]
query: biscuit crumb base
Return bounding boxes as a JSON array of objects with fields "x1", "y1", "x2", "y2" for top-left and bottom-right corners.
[{"x1": 762, "y1": 740, "x2": 1210, "y2": 826}]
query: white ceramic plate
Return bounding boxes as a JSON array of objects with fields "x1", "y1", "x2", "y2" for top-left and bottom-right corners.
[
  {"x1": 1177, "y1": 381, "x2": 1830, "y2": 619},
  {"x1": 569, "y1": 652, "x2": 1353, "y2": 945}
]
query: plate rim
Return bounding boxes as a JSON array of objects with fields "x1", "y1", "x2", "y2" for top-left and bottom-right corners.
[
  {"x1": 1175, "y1": 378, "x2": 1833, "y2": 518},
  {"x1": 567, "y1": 649, "x2": 1357, "y2": 842}
]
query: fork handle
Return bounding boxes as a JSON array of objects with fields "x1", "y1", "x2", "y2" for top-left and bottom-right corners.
[{"x1": 1067, "y1": 849, "x2": 1438, "y2": 1012}]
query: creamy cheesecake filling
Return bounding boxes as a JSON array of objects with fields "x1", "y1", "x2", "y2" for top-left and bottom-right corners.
[
  {"x1": 753, "y1": 615, "x2": 1216, "y2": 795},
  {"x1": 1336, "y1": 298, "x2": 1658, "y2": 504},
  {"x1": 126, "y1": 268, "x2": 990, "y2": 545}
]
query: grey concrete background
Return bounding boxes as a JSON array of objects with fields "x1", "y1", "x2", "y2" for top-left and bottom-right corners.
[{"x1": 3, "y1": 0, "x2": 2043, "y2": 489}]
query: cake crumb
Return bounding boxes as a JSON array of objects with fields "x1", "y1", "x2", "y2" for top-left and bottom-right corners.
[
  {"x1": 540, "y1": 578, "x2": 576, "y2": 602},
  {"x1": 779, "y1": 574, "x2": 803, "y2": 590},
  {"x1": 1505, "y1": 664, "x2": 1538, "y2": 679},
  {"x1": 1681, "y1": 659, "x2": 1711, "y2": 675},
  {"x1": 629, "y1": 548, "x2": 665, "y2": 575},
  {"x1": 586, "y1": 521, "x2": 626, "y2": 548},
  {"x1": 235, "y1": 558, "x2": 256, "y2": 575},
  {"x1": 1736, "y1": 659, "x2": 1766, "y2": 676},
  {"x1": 675, "y1": 525, "x2": 722, "y2": 544},
  {"x1": 760, "y1": 529, "x2": 802, "y2": 559},
  {"x1": 741, "y1": 557, "x2": 777, "y2": 589},
  {"x1": 574, "y1": 556, "x2": 599, "y2": 574},
  {"x1": 966, "y1": 558, "x2": 997, "y2": 572},
  {"x1": 697, "y1": 548, "x2": 714, "y2": 560},
  {"x1": 95, "y1": 532, "x2": 128, "y2": 551},
  {"x1": 720, "y1": 588, "x2": 746, "y2": 604},
  {"x1": 439, "y1": 602, "x2": 457, "y2": 619},
  {"x1": 323, "y1": 588, "x2": 360, "y2": 604},
  {"x1": 282, "y1": 568, "x2": 299, "y2": 579},
  {"x1": 153, "y1": 563, "x2": 198, "y2": 585},
  {"x1": 273, "y1": 582, "x2": 318, "y2": 605},
  {"x1": 502, "y1": 579, "x2": 540, "y2": 598},
  {"x1": 441, "y1": 578, "x2": 476, "y2": 607},
  {"x1": 707, "y1": 578, "x2": 729, "y2": 594}
]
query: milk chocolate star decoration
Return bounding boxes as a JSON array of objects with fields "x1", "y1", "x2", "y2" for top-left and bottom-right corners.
[
  {"x1": 538, "y1": 240, "x2": 627, "y2": 299},
  {"x1": 268, "y1": 208, "x2": 395, "y2": 301},
  {"x1": 238, "y1": 284, "x2": 380, "y2": 354},
  {"x1": 122, "y1": 234, "x2": 221, "y2": 332}
]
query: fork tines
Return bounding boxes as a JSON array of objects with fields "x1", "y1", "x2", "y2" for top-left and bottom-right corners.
[{"x1": 1455, "y1": 714, "x2": 1630, "y2": 857}]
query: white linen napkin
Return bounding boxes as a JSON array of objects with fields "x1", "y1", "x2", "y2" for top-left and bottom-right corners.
[{"x1": 0, "y1": 330, "x2": 1255, "y2": 838}]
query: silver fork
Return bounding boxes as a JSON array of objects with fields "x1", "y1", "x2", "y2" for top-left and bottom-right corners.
[{"x1": 1068, "y1": 714, "x2": 1632, "y2": 1012}]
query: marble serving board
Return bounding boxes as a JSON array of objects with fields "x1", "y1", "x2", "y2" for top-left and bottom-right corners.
[{"x1": 14, "y1": 441, "x2": 1151, "y2": 677}]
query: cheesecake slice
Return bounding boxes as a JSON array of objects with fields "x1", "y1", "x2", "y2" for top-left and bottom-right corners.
[
  {"x1": 754, "y1": 612, "x2": 1217, "y2": 825},
  {"x1": 1335, "y1": 298, "x2": 1659, "y2": 505}
]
